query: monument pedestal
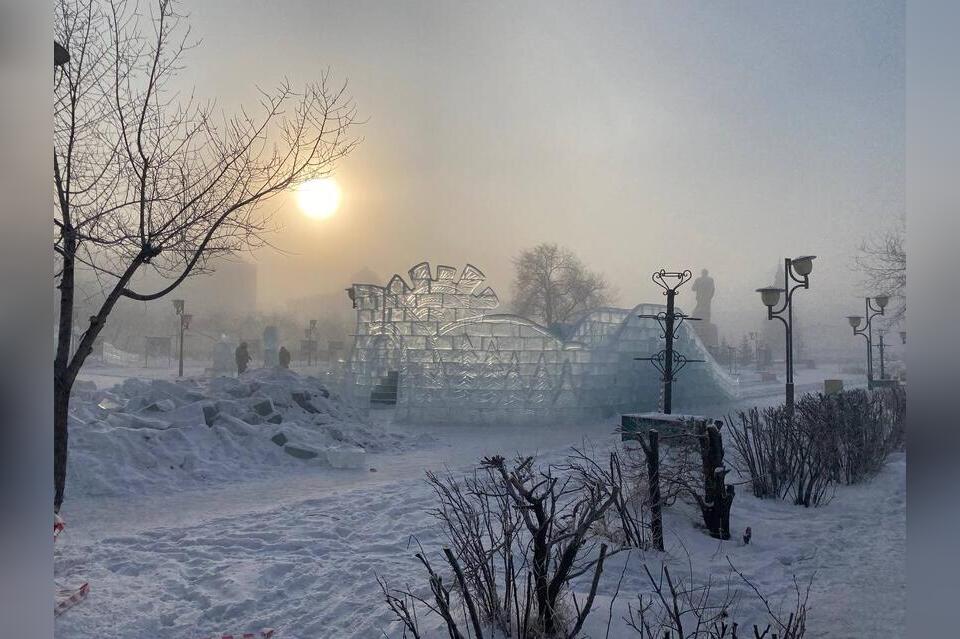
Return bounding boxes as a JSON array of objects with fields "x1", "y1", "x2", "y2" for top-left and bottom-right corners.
[{"x1": 694, "y1": 321, "x2": 719, "y2": 349}]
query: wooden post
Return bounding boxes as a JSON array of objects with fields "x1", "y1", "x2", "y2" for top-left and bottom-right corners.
[
  {"x1": 647, "y1": 429, "x2": 664, "y2": 551},
  {"x1": 698, "y1": 420, "x2": 735, "y2": 540}
]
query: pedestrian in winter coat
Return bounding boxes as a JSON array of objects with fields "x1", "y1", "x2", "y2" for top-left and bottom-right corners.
[
  {"x1": 235, "y1": 342, "x2": 251, "y2": 375},
  {"x1": 278, "y1": 346, "x2": 291, "y2": 369}
]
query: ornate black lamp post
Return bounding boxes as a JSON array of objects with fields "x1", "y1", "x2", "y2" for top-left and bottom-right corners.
[
  {"x1": 756, "y1": 255, "x2": 816, "y2": 418},
  {"x1": 635, "y1": 269, "x2": 703, "y2": 414},
  {"x1": 173, "y1": 299, "x2": 191, "y2": 377},
  {"x1": 846, "y1": 294, "x2": 888, "y2": 389}
]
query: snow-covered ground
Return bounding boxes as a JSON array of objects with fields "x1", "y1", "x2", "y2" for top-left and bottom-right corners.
[
  {"x1": 56, "y1": 367, "x2": 901, "y2": 638},
  {"x1": 66, "y1": 367, "x2": 424, "y2": 499}
]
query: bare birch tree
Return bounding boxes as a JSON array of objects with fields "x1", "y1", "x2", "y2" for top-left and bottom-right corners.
[{"x1": 53, "y1": 0, "x2": 361, "y2": 510}]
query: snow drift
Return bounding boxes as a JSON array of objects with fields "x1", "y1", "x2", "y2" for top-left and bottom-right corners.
[{"x1": 67, "y1": 368, "x2": 421, "y2": 497}]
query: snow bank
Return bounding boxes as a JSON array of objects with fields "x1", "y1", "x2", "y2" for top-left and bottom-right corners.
[{"x1": 67, "y1": 368, "x2": 421, "y2": 497}]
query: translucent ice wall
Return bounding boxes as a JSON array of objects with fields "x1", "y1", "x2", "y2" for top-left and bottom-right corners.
[{"x1": 342, "y1": 262, "x2": 738, "y2": 424}]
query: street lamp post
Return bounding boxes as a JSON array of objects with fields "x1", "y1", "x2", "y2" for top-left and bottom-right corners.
[
  {"x1": 305, "y1": 319, "x2": 318, "y2": 366},
  {"x1": 846, "y1": 295, "x2": 888, "y2": 389},
  {"x1": 756, "y1": 255, "x2": 816, "y2": 418},
  {"x1": 877, "y1": 330, "x2": 887, "y2": 380},
  {"x1": 727, "y1": 345, "x2": 738, "y2": 375},
  {"x1": 173, "y1": 299, "x2": 191, "y2": 377}
]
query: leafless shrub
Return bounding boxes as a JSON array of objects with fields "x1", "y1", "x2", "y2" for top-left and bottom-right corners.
[
  {"x1": 424, "y1": 465, "x2": 518, "y2": 631},
  {"x1": 390, "y1": 455, "x2": 618, "y2": 638},
  {"x1": 728, "y1": 388, "x2": 906, "y2": 507},
  {"x1": 625, "y1": 558, "x2": 812, "y2": 639},
  {"x1": 378, "y1": 576, "x2": 422, "y2": 639},
  {"x1": 565, "y1": 447, "x2": 652, "y2": 550},
  {"x1": 726, "y1": 559, "x2": 811, "y2": 639},
  {"x1": 877, "y1": 385, "x2": 906, "y2": 451},
  {"x1": 725, "y1": 407, "x2": 787, "y2": 501},
  {"x1": 726, "y1": 403, "x2": 836, "y2": 507},
  {"x1": 626, "y1": 562, "x2": 738, "y2": 639}
]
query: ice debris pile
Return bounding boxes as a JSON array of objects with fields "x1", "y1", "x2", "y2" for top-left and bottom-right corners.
[{"x1": 67, "y1": 368, "x2": 422, "y2": 497}]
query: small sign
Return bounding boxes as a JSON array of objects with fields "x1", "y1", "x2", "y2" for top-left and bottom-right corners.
[{"x1": 620, "y1": 412, "x2": 708, "y2": 442}]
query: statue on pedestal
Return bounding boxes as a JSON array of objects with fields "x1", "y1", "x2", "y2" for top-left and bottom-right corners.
[
  {"x1": 691, "y1": 269, "x2": 719, "y2": 348},
  {"x1": 691, "y1": 269, "x2": 714, "y2": 323}
]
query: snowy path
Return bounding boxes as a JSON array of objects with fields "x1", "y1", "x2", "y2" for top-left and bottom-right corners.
[
  {"x1": 57, "y1": 419, "x2": 619, "y2": 638},
  {"x1": 56, "y1": 450, "x2": 904, "y2": 638},
  {"x1": 57, "y1": 477, "x2": 444, "y2": 638},
  {"x1": 56, "y1": 392, "x2": 903, "y2": 639}
]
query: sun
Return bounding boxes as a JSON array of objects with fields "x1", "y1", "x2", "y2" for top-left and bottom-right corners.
[{"x1": 296, "y1": 178, "x2": 342, "y2": 219}]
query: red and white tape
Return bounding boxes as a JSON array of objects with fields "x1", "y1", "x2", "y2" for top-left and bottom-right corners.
[
  {"x1": 55, "y1": 582, "x2": 90, "y2": 616},
  {"x1": 55, "y1": 512, "x2": 272, "y2": 636},
  {"x1": 54, "y1": 513, "x2": 65, "y2": 541}
]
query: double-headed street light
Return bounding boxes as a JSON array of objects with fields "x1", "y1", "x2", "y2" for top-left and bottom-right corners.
[
  {"x1": 756, "y1": 255, "x2": 816, "y2": 418},
  {"x1": 846, "y1": 294, "x2": 888, "y2": 389}
]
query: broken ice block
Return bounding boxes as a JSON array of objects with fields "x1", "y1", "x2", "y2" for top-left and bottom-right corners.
[{"x1": 325, "y1": 445, "x2": 366, "y2": 469}]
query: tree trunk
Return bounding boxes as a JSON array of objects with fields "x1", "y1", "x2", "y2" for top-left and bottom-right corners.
[
  {"x1": 532, "y1": 527, "x2": 553, "y2": 634},
  {"x1": 53, "y1": 249, "x2": 145, "y2": 512},
  {"x1": 698, "y1": 421, "x2": 735, "y2": 540},
  {"x1": 646, "y1": 430, "x2": 664, "y2": 551},
  {"x1": 53, "y1": 377, "x2": 71, "y2": 512},
  {"x1": 53, "y1": 224, "x2": 76, "y2": 513}
]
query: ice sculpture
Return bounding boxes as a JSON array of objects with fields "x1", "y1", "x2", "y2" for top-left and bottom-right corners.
[{"x1": 342, "y1": 262, "x2": 738, "y2": 424}]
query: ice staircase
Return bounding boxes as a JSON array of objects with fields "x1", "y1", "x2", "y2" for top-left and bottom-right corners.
[{"x1": 370, "y1": 371, "x2": 399, "y2": 405}]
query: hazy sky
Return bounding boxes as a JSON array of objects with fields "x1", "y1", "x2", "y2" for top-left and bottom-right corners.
[{"x1": 182, "y1": 0, "x2": 904, "y2": 351}]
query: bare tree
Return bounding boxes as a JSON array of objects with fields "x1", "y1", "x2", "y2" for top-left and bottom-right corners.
[
  {"x1": 53, "y1": 0, "x2": 360, "y2": 511},
  {"x1": 855, "y1": 217, "x2": 905, "y2": 324},
  {"x1": 511, "y1": 243, "x2": 614, "y2": 330},
  {"x1": 400, "y1": 455, "x2": 617, "y2": 638}
]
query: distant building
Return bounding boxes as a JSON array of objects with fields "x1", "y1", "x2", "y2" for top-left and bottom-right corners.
[
  {"x1": 285, "y1": 290, "x2": 345, "y2": 318},
  {"x1": 179, "y1": 258, "x2": 258, "y2": 316}
]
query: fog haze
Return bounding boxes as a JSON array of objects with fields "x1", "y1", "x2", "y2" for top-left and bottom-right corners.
[{"x1": 175, "y1": 0, "x2": 903, "y2": 355}]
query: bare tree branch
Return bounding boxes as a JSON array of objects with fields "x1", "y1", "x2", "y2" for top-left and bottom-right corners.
[
  {"x1": 52, "y1": 0, "x2": 361, "y2": 511},
  {"x1": 854, "y1": 216, "x2": 905, "y2": 325}
]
